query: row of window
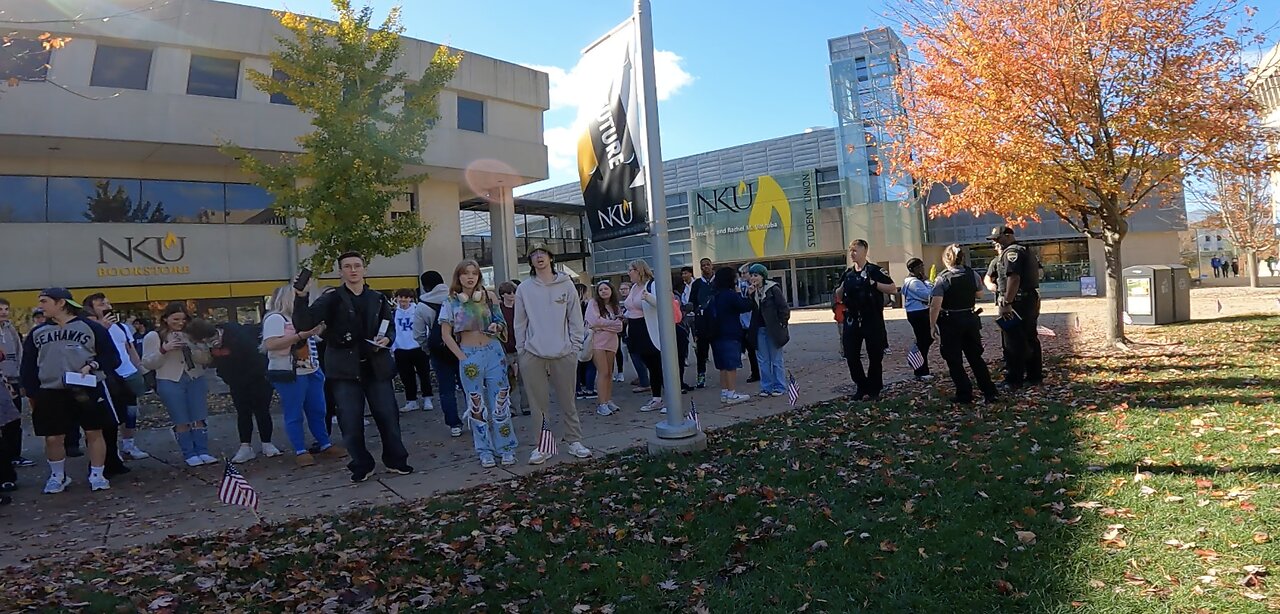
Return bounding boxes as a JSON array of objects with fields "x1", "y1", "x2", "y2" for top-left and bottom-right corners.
[
  {"x1": 0, "y1": 176, "x2": 278, "y2": 224},
  {"x1": 2, "y1": 38, "x2": 487, "y2": 133}
]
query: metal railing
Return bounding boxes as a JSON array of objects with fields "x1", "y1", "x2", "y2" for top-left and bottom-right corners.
[{"x1": 460, "y1": 235, "x2": 587, "y2": 266}]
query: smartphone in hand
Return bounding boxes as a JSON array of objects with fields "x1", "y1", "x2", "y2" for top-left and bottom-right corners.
[{"x1": 293, "y1": 267, "x2": 313, "y2": 292}]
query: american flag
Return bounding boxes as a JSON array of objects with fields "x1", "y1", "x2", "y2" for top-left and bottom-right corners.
[
  {"x1": 1122, "y1": 311, "x2": 1134, "y2": 325},
  {"x1": 1036, "y1": 325, "x2": 1056, "y2": 337},
  {"x1": 906, "y1": 344, "x2": 924, "y2": 371},
  {"x1": 686, "y1": 400, "x2": 700, "y2": 431},
  {"x1": 537, "y1": 418, "x2": 557, "y2": 456},
  {"x1": 218, "y1": 462, "x2": 258, "y2": 511},
  {"x1": 786, "y1": 371, "x2": 800, "y2": 408}
]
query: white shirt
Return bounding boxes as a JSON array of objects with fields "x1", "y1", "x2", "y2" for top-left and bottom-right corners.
[
  {"x1": 392, "y1": 305, "x2": 420, "y2": 350},
  {"x1": 108, "y1": 322, "x2": 139, "y2": 379},
  {"x1": 262, "y1": 313, "x2": 319, "y2": 375},
  {"x1": 681, "y1": 281, "x2": 692, "y2": 305}
]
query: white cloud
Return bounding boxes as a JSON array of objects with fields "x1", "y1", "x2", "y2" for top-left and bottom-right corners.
[{"x1": 524, "y1": 40, "x2": 693, "y2": 184}]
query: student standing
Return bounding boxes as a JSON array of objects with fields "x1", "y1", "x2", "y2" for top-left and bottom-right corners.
[
  {"x1": 624, "y1": 260, "x2": 666, "y2": 413},
  {"x1": 142, "y1": 303, "x2": 216, "y2": 467},
  {"x1": 514, "y1": 247, "x2": 591, "y2": 463},
  {"x1": 201, "y1": 316, "x2": 283, "y2": 464},
  {"x1": 584, "y1": 281, "x2": 624, "y2": 416},
  {"x1": 747, "y1": 264, "x2": 791, "y2": 397},
  {"x1": 391, "y1": 289, "x2": 434, "y2": 413},
  {"x1": 497, "y1": 282, "x2": 530, "y2": 416},
  {"x1": 901, "y1": 258, "x2": 935, "y2": 381},
  {"x1": 414, "y1": 271, "x2": 463, "y2": 437},
  {"x1": 0, "y1": 298, "x2": 34, "y2": 469},
  {"x1": 704, "y1": 267, "x2": 753, "y2": 404}
]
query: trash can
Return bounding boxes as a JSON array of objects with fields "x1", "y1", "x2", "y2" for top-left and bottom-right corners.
[
  {"x1": 1124, "y1": 265, "x2": 1176, "y2": 325},
  {"x1": 1168, "y1": 264, "x2": 1192, "y2": 323}
]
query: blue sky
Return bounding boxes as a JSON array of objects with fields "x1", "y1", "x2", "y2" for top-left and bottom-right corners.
[{"x1": 233, "y1": 0, "x2": 892, "y2": 192}]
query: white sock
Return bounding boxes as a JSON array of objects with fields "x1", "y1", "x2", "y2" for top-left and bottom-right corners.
[
  {"x1": 89, "y1": 465, "x2": 104, "y2": 479},
  {"x1": 48, "y1": 459, "x2": 65, "y2": 479}
]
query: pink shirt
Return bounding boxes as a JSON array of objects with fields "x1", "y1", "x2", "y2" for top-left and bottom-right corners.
[
  {"x1": 584, "y1": 300, "x2": 623, "y2": 352},
  {"x1": 623, "y1": 285, "x2": 646, "y2": 319}
]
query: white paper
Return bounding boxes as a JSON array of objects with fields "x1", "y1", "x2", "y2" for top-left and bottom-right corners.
[
  {"x1": 377, "y1": 319, "x2": 390, "y2": 337},
  {"x1": 64, "y1": 372, "x2": 98, "y2": 388}
]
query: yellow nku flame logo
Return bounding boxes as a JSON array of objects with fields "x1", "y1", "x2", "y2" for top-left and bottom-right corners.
[{"x1": 742, "y1": 175, "x2": 791, "y2": 258}]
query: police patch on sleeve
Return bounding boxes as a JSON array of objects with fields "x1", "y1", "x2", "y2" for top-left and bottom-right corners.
[{"x1": 1007, "y1": 251, "x2": 1019, "y2": 263}]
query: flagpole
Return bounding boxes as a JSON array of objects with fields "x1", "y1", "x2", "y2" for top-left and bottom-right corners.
[{"x1": 633, "y1": 0, "x2": 705, "y2": 452}]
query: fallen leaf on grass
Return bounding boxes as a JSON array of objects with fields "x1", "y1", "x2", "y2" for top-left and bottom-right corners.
[
  {"x1": 993, "y1": 579, "x2": 1015, "y2": 595},
  {"x1": 658, "y1": 579, "x2": 678, "y2": 591},
  {"x1": 1163, "y1": 495, "x2": 1184, "y2": 503},
  {"x1": 879, "y1": 540, "x2": 898, "y2": 553},
  {"x1": 1253, "y1": 532, "x2": 1270, "y2": 544},
  {"x1": 809, "y1": 540, "x2": 828, "y2": 552},
  {"x1": 1015, "y1": 531, "x2": 1037, "y2": 546}
]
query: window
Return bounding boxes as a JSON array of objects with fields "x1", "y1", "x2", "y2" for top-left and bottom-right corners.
[
  {"x1": 268, "y1": 69, "x2": 294, "y2": 105},
  {"x1": 225, "y1": 184, "x2": 279, "y2": 224},
  {"x1": 90, "y1": 44, "x2": 152, "y2": 90},
  {"x1": 187, "y1": 54, "x2": 239, "y2": 99},
  {"x1": 457, "y1": 96, "x2": 485, "y2": 132},
  {"x1": 48, "y1": 178, "x2": 146, "y2": 223},
  {"x1": 140, "y1": 180, "x2": 224, "y2": 223},
  {"x1": 0, "y1": 38, "x2": 51, "y2": 82},
  {"x1": 0, "y1": 176, "x2": 47, "y2": 222}
]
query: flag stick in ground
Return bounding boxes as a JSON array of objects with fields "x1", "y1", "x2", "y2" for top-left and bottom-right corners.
[
  {"x1": 686, "y1": 401, "x2": 700, "y2": 431},
  {"x1": 787, "y1": 371, "x2": 800, "y2": 408},
  {"x1": 538, "y1": 418, "x2": 557, "y2": 457}
]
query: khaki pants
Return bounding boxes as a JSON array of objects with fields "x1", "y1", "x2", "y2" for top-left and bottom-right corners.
[{"x1": 518, "y1": 353, "x2": 582, "y2": 444}]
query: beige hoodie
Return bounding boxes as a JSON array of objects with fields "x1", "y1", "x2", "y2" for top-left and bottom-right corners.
[{"x1": 513, "y1": 271, "x2": 585, "y2": 359}]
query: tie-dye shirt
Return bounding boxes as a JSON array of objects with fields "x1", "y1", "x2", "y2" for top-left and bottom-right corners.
[{"x1": 439, "y1": 293, "x2": 507, "y2": 338}]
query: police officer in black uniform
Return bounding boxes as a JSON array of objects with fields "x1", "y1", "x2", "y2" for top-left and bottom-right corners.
[
  {"x1": 839, "y1": 239, "x2": 898, "y2": 401},
  {"x1": 989, "y1": 226, "x2": 1043, "y2": 389},
  {"x1": 929, "y1": 244, "x2": 999, "y2": 404}
]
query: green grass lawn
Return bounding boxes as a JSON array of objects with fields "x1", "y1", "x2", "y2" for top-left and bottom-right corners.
[{"x1": 5, "y1": 317, "x2": 1278, "y2": 613}]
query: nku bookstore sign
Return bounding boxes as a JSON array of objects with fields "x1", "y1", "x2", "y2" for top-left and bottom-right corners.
[
  {"x1": 689, "y1": 169, "x2": 821, "y2": 261},
  {"x1": 97, "y1": 231, "x2": 192, "y2": 278}
]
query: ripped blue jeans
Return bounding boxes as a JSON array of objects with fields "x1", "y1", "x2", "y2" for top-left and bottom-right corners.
[{"x1": 458, "y1": 341, "x2": 517, "y2": 459}]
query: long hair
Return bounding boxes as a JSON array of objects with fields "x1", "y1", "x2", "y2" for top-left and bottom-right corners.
[
  {"x1": 629, "y1": 259, "x2": 654, "y2": 283},
  {"x1": 593, "y1": 281, "x2": 620, "y2": 318},
  {"x1": 156, "y1": 302, "x2": 191, "y2": 342},
  {"x1": 267, "y1": 284, "x2": 295, "y2": 320},
  {"x1": 942, "y1": 244, "x2": 965, "y2": 269},
  {"x1": 449, "y1": 259, "x2": 486, "y2": 299}
]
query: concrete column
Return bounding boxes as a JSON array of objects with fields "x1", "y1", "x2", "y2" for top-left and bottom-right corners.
[
  {"x1": 419, "y1": 179, "x2": 462, "y2": 274},
  {"x1": 489, "y1": 184, "x2": 519, "y2": 283},
  {"x1": 48, "y1": 38, "x2": 94, "y2": 87},
  {"x1": 151, "y1": 47, "x2": 191, "y2": 95}
]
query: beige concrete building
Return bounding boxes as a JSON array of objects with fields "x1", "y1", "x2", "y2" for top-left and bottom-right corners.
[{"x1": 0, "y1": 0, "x2": 548, "y2": 322}]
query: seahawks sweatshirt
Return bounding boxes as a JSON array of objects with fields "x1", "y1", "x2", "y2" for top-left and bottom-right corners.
[{"x1": 20, "y1": 317, "x2": 120, "y2": 392}]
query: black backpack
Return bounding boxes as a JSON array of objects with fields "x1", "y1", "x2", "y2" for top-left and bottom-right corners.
[{"x1": 424, "y1": 301, "x2": 456, "y2": 362}]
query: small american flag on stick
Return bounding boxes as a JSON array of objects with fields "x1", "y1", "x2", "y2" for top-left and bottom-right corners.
[
  {"x1": 786, "y1": 371, "x2": 800, "y2": 408},
  {"x1": 537, "y1": 418, "x2": 557, "y2": 457},
  {"x1": 1216, "y1": 299, "x2": 1223, "y2": 314},
  {"x1": 218, "y1": 462, "x2": 259, "y2": 513},
  {"x1": 906, "y1": 344, "x2": 924, "y2": 371},
  {"x1": 686, "y1": 401, "x2": 700, "y2": 431}
]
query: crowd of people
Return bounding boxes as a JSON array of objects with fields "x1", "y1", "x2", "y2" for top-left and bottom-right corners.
[{"x1": 0, "y1": 225, "x2": 1044, "y2": 505}]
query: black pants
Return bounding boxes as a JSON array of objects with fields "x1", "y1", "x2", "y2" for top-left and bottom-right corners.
[
  {"x1": 843, "y1": 319, "x2": 887, "y2": 398},
  {"x1": 330, "y1": 377, "x2": 409, "y2": 475},
  {"x1": 100, "y1": 381, "x2": 127, "y2": 471},
  {"x1": 906, "y1": 309, "x2": 933, "y2": 377},
  {"x1": 1002, "y1": 295, "x2": 1044, "y2": 387},
  {"x1": 676, "y1": 323, "x2": 690, "y2": 384},
  {"x1": 743, "y1": 328, "x2": 760, "y2": 379},
  {"x1": 939, "y1": 311, "x2": 997, "y2": 401},
  {"x1": 393, "y1": 347, "x2": 433, "y2": 401},
  {"x1": 628, "y1": 318, "x2": 665, "y2": 397},
  {"x1": 694, "y1": 329, "x2": 711, "y2": 377},
  {"x1": 229, "y1": 377, "x2": 275, "y2": 444},
  {"x1": 0, "y1": 419, "x2": 19, "y2": 484}
]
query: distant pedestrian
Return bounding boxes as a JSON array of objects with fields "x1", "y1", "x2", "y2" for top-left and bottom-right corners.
[
  {"x1": 901, "y1": 258, "x2": 934, "y2": 381},
  {"x1": 929, "y1": 244, "x2": 999, "y2": 404},
  {"x1": 689, "y1": 258, "x2": 714, "y2": 389},
  {"x1": 747, "y1": 263, "x2": 791, "y2": 398},
  {"x1": 496, "y1": 282, "x2": 530, "y2": 416},
  {"x1": 1267, "y1": 256, "x2": 1276, "y2": 276},
  {"x1": 142, "y1": 302, "x2": 216, "y2": 467},
  {"x1": 414, "y1": 271, "x2": 464, "y2": 437},
  {"x1": 1231, "y1": 258, "x2": 1240, "y2": 277},
  {"x1": 737, "y1": 265, "x2": 761, "y2": 383},
  {"x1": 839, "y1": 239, "x2": 898, "y2": 401},
  {"x1": 1210, "y1": 256, "x2": 1221, "y2": 278}
]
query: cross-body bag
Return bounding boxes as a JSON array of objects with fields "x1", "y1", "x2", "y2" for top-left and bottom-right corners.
[{"x1": 263, "y1": 314, "x2": 299, "y2": 383}]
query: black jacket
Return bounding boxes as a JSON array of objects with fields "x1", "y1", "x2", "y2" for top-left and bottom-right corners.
[
  {"x1": 209, "y1": 322, "x2": 267, "y2": 386},
  {"x1": 294, "y1": 284, "x2": 396, "y2": 381}
]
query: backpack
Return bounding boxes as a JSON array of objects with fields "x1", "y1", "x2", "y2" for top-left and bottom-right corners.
[{"x1": 424, "y1": 301, "x2": 456, "y2": 362}]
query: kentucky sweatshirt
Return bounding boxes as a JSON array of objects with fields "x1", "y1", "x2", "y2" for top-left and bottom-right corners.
[
  {"x1": 20, "y1": 317, "x2": 121, "y2": 392},
  {"x1": 513, "y1": 272, "x2": 585, "y2": 359}
]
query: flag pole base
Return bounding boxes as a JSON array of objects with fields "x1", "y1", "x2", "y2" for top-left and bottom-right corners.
[{"x1": 647, "y1": 428, "x2": 707, "y2": 456}]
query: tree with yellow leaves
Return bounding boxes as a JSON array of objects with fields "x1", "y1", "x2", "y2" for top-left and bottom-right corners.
[{"x1": 889, "y1": 0, "x2": 1268, "y2": 345}]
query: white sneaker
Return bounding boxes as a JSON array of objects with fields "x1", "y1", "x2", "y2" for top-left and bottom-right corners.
[
  {"x1": 450, "y1": 426, "x2": 463, "y2": 437},
  {"x1": 43, "y1": 475, "x2": 71, "y2": 494},
  {"x1": 480, "y1": 455, "x2": 497, "y2": 469},
  {"x1": 399, "y1": 400, "x2": 420, "y2": 413},
  {"x1": 231, "y1": 444, "x2": 256, "y2": 464},
  {"x1": 723, "y1": 392, "x2": 750, "y2": 404},
  {"x1": 596, "y1": 403, "x2": 616, "y2": 416},
  {"x1": 500, "y1": 453, "x2": 516, "y2": 466},
  {"x1": 199, "y1": 454, "x2": 218, "y2": 465},
  {"x1": 567, "y1": 442, "x2": 592, "y2": 458},
  {"x1": 185, "y1": 456, "x2": 204, "y2": 467},
  {"x1": 917, "y1": 374, "x2": 934, "y2": 382},
  {"x1": 260, "y1": 442, "x2": 283, "y2": 458},
  {"x1": 759, "y1": 391, "x2": 771, "y2": 397},
  {"x1": 89, "y1": 475, "x2": 110, "y2": 491},
  {"x1": 639, "y1": 398, "x2": 664, "y2": 412},
  {"x1": 528, "y1": 450, "x2": 552, "y2": 465},
  {"x1": 612, "y1": 373, "x2": 624, "y2": 382},
  {"x1": 607, "y1": 400, "x2": 621, "y2": 411},
  {"x1": 422, "y1": 398, "x2": 434, "y2": 410},
  {"x1": 122, "y1": 445, "x2": 150, "y2": 460}
]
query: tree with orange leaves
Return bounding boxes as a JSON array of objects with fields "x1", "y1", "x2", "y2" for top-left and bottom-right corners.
[
  {"x1": 889, "y1": 0, "x2": 1268, "y2": 345},
  {"x1": 1192, "y1": 120, "x2": 1278, "y2": 288}
]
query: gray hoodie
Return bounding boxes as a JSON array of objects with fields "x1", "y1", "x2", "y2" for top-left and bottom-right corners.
[
  {"x1": 513, "y1": 272, "x2": 585, "y2": 359},
  {"x1": 20, "y1": 317, "x2": 121, "y2": 391},
  {"x1": 0, "y1": 321, "x2": 21, "y2": 380},
  {"x1": 412, "y1": 284, "x2": 452, "y2": 348}
]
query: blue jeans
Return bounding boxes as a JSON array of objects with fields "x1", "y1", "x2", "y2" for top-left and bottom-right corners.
[
  {"x1": 430, "y1": 355, "x2": 463, "y2": 428},
  {"x1": 459, "y1": 341, "x2": 517, "y2": 459},
  {"x1": 626, "y1": 343, "x2": 649, "y2": 387},
  {"x1": 156, "y1": 372, "x2": 209, "y2": 425},
  {"x1": 756, "y1": 329, "x2": 786, "y2": 394},
  {"x1": 272, "y1": 371, "x2": 332, "y2": 455}
]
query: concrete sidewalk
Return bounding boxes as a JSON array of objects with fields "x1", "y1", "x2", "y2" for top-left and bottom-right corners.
[{"x1": 0, "y1": 306, "x2": 1087, "y2": 567}]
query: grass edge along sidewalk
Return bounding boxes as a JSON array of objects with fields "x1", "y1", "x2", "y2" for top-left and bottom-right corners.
[{"x1": 3, "y1": 317, "x2": 1278, "y2": 613}]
